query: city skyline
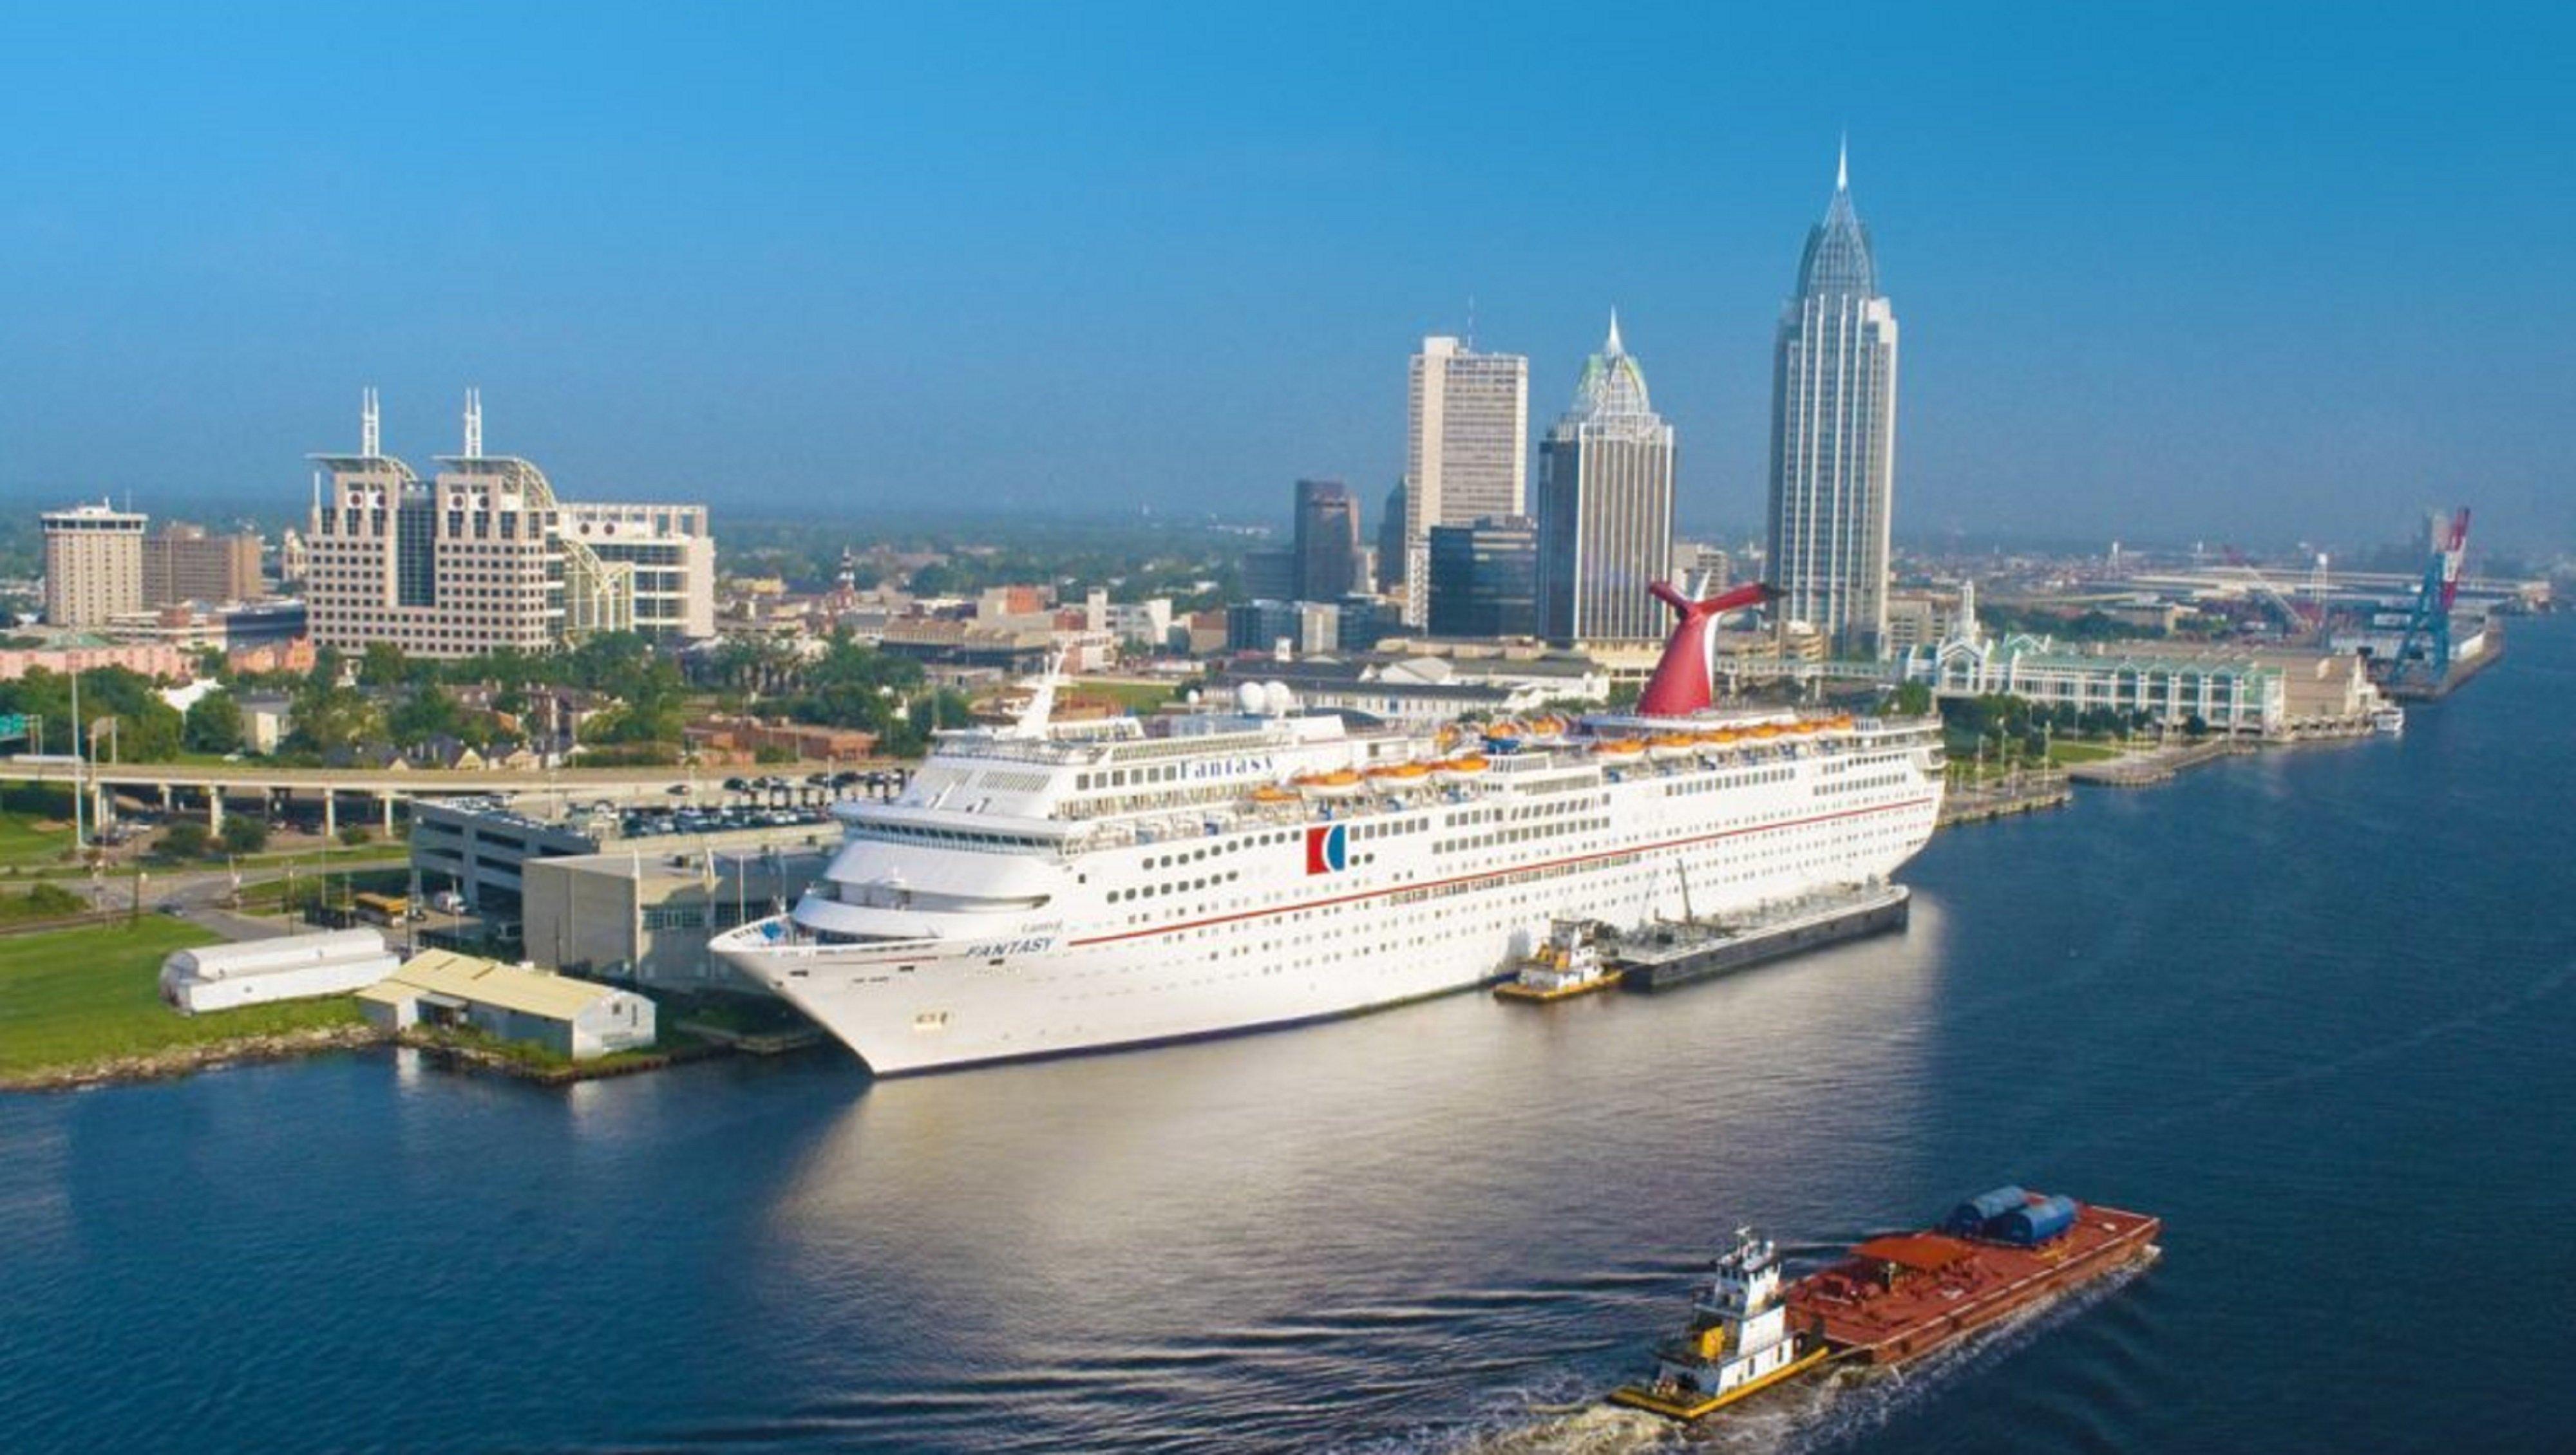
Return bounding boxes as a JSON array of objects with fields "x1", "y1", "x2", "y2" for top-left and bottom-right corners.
[{"x1": 0, "y1": 5, "x2": 2567, "y2": 554}]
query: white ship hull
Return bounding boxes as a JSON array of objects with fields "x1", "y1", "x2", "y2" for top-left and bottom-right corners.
[{"x1": 715, "y1": 725, "x2": 1941, "y2": 1075}]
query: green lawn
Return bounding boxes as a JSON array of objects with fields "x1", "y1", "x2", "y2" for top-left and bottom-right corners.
[
  {"x1": 1074, "y1": 679, "x2": 1179, "y2": 712},
  {"x1": 0, "y1": 919, "x2": 367, "y2": 1082},
  {"x1": 231, "y1": 863, "x2": 410, "y2": 912},
  {"x1": 2045, "y1": 741, "x2": 2125, "y2": 765},
  {"x1": 0, "y1": 810, "x2": 75, "y2": 870}
]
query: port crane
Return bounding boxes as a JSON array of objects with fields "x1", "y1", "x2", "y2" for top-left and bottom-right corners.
[{"x1": 2385, "y1": 509, "x2": 2472, "y2": 690}]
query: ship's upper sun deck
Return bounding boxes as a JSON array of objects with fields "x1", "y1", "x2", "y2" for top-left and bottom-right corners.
[{"x1": 848, "y1": 710, "x2": 1937, "y2": 858}]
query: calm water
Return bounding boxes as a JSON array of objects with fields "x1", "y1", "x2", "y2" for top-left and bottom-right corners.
[{"x1": 6, "y1": 621, "x2": 2573, "y2": 1454}]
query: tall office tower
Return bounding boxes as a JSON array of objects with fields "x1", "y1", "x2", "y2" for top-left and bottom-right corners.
[
  {"x1": 1402, "y1": 337, "x2": 1527, "y2": 625},
  {"x1": 1427, "y1": 516, "x2": 1539, "y2": 639},
  {"x1": 142, "y1": 523, "x2": 265, "y2": 606},
  {"x1": 1537, "y1": 315, "x2": 1674, "y2": 644},
  {"x1": 305, "y1": 390, "x2": 714, "y2": 657},
  {"x1": 41, "y1": 501, "x2": 148, "y2": 627},
  {"x1": 1291, "y1": 478, "x2": 1361, "y2": 602},
  {"x1": 1376, "y1": 480, "x2": 1409, "y2": 593},
  {"x1": 1766, "y1": 142, "x2": 1899, "y2": 657}
]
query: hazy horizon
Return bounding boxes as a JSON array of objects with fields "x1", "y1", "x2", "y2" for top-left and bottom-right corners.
[{"x1": 3, "y1": 4, "x2": 2568, "y2": 554}]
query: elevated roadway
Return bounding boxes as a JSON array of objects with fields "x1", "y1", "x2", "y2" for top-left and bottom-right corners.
[{"x1": 0, "y1": 757, "x2": 896, "y2": 837}]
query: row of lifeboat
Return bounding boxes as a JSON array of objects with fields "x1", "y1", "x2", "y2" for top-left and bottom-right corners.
[
  {"x1": 1281, "y1": 755, "x2": 1495, "y2": 799},
  {"x1": 1588, "y1": 716, "x2": 1859, "y2": 767},
  {"x1": 1260, "y1": 715, "x2": 1859, "y2": 803}
]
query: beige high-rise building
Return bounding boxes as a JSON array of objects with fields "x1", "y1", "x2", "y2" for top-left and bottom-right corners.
[
  {"x1": 41, "y1": 502, "x2": 147, "y2": 628},
  {"x1": 303, "y1": 391, "x2": 716, "y2": 658},
  {"x1": 142, "y1": 523, "x2": 265, "y2": 606},
  {"x1": 1402, "y1": 336, "x2": 1526, "y2": 625}
]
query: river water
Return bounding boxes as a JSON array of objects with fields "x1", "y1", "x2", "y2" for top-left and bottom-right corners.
[{"x1": 6, "y1": 619, "x2": 2572, "y2": 1454}]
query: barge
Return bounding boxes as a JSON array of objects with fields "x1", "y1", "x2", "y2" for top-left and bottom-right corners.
[
  {"x1": 1786, "y1": 1187, "x2": 2162, "y2": 1366},
  {"x1": 1615, "y1": 883, "x2": 1909, "y2": 993}
]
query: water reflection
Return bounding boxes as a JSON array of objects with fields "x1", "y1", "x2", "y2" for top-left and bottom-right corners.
[{"x1": 734, "y1": 905, "x2": 1944, "y2": 1448}]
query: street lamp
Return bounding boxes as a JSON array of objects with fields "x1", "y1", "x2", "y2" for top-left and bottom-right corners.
[{"x1": 68, "y1": 665, "x2": 83, "y2": 858}]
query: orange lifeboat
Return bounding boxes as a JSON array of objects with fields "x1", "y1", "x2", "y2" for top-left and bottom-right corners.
[
  {"x1": 1647, "y1": 733, "x2": 1698, "y2": 760},
  {"x1": 1593, "y1": 738, "x2": 1647, "y2": 765},
  {"x1": 1434, "y1": 754, "x2": 1491, "y2": 781},
  {"x1": 1294, "y1": 769, "x2": 1365, "y2": 799},
  {"x1": 1249, "y1": 785, "x2": 1297, "y2": 805}
]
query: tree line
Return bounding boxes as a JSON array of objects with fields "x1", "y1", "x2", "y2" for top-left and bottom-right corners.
[{"x1": 0, "y1": 628, "x2": 975, "y2": 767}]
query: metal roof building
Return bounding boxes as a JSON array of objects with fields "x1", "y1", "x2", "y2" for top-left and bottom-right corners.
[{"x1": 357, "y1": 951, "x2": 655, "y2": 1060}]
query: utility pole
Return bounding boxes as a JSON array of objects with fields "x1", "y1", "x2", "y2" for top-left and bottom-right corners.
[{"x1": 68, "y1": 668, "x2": 86, "y2": 862}]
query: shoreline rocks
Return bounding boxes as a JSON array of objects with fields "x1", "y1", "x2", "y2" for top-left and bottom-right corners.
[{"x1": 2, "y1": 1023, "x2": 392, "y2": 1093}]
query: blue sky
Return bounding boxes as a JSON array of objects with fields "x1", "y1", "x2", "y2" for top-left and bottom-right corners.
[{"x1": 1, "y1": 2, "x2": 2568, "y2": 553}]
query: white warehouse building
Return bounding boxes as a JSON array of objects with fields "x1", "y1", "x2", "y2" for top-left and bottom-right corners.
[{"x1": 158, "y1": 930, "x2": 400, "y2": 1015}]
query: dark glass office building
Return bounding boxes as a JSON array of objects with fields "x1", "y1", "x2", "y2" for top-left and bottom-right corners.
[{"x1": 1427, "y1": 516, "x2": 1539, "y2": 639}]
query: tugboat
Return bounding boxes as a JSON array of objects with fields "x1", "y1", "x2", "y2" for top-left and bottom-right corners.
[
  {"x1": 1493, "y1": 919, "x2": 1621, "y2": 1002},
  {"x1": 1609, "y1": 1228, "x2": 1830, "y2": 1420}
]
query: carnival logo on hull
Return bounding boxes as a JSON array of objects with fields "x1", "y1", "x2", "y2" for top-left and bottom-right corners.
[{"x1": 1304, "y1": 823, "x2": 1348, "y2": 875}]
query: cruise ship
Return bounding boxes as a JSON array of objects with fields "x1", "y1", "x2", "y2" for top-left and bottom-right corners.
[{"x1": 712, "y1": 583, "x2": 1943, "y2": 1075}]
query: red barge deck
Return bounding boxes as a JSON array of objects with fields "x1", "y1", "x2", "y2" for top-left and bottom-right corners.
[{"x1": 1785, "y1": 1199, "x2": 2161, "y2": 1366}]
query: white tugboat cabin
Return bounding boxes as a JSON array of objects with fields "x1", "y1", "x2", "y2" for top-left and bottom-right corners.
[{"x1": 1611, "y1": 1227, "x2": 1831, "y2": 1420}]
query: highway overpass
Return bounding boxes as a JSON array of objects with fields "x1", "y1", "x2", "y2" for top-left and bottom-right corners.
[{"x1": 0, "y1": 757, "x2": 898, "y2": 838}]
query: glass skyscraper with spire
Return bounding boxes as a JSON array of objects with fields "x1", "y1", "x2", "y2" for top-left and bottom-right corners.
[{"x1": 1766, "y1": 144, "x2": 1899, "y2": 657}]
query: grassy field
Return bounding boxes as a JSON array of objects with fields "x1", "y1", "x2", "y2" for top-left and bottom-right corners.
[
  {"x1": 231, "y1": 863, "x2": 411, "y2": 912},
  {"x1": 0, "y1": 810, "x2": 74, "y2": 870},
  {"x1": 2046, "y1": 740, "x2": 2126, "y2": 765},
  {"x1": 0, "y1": 919, "x2": 366, "y2": 1082},
  {"x1": 1074, "y1": 679, "x2": 1179, "y2": 712}
]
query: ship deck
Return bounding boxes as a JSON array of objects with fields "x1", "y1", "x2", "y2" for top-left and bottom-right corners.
[{"x1": 1785, "y1": 1204, "x2": 2161, "y2": 1365}]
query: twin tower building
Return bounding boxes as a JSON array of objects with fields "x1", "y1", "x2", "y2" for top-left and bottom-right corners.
[{"x1": 1370, "y1": 147, "x2": 1898, "y2": 658}]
